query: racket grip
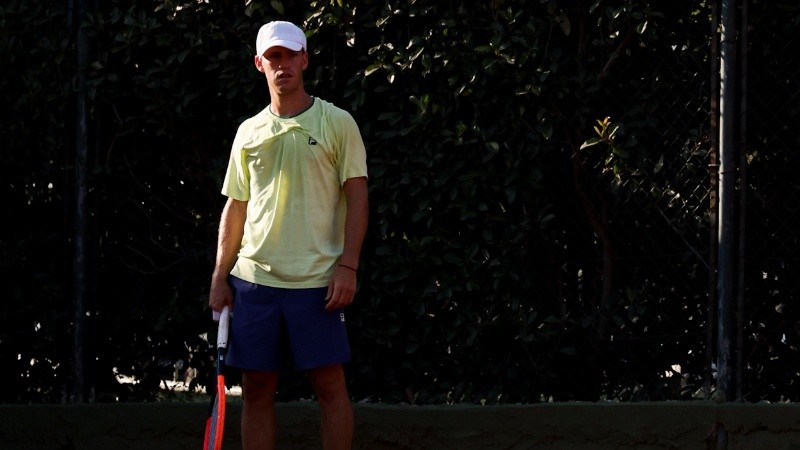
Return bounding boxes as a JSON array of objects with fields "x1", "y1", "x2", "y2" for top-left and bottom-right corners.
[{"x1": 217, "y1": 306, "x2": 230, "y2": 348}]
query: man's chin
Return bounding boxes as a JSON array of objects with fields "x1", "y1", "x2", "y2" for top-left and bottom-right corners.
[{"x1": 273, "y1": 84, "x2": 298, "y2": 95}]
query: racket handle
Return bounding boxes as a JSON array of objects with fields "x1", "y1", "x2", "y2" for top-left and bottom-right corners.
[
  {"x1": 212, "y1": 305, "x2": 231, "y2": 322},
  {"x1": 217, "y1": 306, "x2": 230, "y2": 348}
]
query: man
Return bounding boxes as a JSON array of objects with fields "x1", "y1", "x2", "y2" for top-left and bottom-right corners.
[{"x1": 208, "y1": 20, "x2": 368, "y2": 450}]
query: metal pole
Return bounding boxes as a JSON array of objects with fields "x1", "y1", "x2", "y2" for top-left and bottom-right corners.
[
  {"x1": 707, "y1": 0, "x2": 720, "y2": 400},
  {"x1": 716, "y1": 0, "x2": 738, "y2": 403}
]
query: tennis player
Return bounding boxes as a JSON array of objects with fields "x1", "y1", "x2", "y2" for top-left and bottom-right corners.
[{"x1": 208, "y1": 20, "x2": 368, "y2": 450}]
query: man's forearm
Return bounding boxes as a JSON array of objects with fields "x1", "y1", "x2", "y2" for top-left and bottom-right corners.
[
  {"x1": 340, "y1": 177, "x2": 369, "y2": 269},
  {"x1": 212, "y1": 198, "x2": 247, "y2": 283}
]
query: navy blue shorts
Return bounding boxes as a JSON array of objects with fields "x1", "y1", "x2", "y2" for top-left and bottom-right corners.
[{"x1": 226, "y1": 276, "x2": 351, "y2": 371}]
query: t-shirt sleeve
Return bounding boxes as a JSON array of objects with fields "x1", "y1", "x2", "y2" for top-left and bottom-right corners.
[{"x1": 335, "y1": 111, "x2": 368, "y2": 186}]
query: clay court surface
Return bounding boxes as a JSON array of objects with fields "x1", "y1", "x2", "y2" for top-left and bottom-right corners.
[{"x1": 3, "y1": 401, "x2": 800, "y2": 449}]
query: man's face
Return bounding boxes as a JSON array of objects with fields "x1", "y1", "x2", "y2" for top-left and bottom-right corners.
[{"x1": 255, "y1": 46, "x2": 309, "y2": 96}]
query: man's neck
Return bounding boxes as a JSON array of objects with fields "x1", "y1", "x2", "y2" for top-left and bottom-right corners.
[{"x1": 269, "y1": 92, "x2": 313, "y2": 118}]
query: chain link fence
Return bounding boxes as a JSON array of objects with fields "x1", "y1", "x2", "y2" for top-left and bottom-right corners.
[
  {"x1": 739, "y1": 1, "x2": 800, "y2": 402},
  {"x1": 539, "y1": 3, "x2": 715, "y2": 400},
  {"x1": 542, "y1": 0, "x2": 800, "y2": 401},
  {"x1": 7, "y1": 0, "x2": 799, "y2": 404}
]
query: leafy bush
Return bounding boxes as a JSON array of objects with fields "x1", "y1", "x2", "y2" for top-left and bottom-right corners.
[{"x1": 2, "y1": 0, "x2": 725, "y2": 403}]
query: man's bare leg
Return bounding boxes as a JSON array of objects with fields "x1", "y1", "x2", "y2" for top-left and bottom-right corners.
[
  {"x1": 309, "y1": 364, "x2": 353, "y2": 450},
  {"x1": 241, "y1": 370, "x2": 280, "y2": 450}
]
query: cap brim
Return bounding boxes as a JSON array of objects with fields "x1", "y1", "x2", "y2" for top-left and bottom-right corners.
[{"x1": 262, "y1": 39, "x2": 304, "y2": 53}]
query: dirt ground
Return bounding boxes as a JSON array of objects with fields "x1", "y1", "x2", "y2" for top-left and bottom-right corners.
[{"x1": 2, "y1": 401, "x2": 800, "y2": 449}]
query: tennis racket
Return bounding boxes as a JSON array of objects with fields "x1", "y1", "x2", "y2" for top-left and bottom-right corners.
[{"x1": 204, "y1": 305, "x2": 230, "y2": 450}]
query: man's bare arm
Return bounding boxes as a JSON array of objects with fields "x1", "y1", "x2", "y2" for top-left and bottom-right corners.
[
  {"x1": 209, "y1": 197, "x2": 247, "y2": 312},
  {"x1": 325, "y1": 176, "x2": 368, "y2": 310}
]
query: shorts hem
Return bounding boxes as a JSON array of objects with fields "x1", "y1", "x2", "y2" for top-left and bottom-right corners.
[{"x1": 226, "y1": 358, "x2": 351, "y2": 373}]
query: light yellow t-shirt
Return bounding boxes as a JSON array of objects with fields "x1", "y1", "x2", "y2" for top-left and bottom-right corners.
[{"x1": 222, "y1": 98, "x2": 368, "y2": 288}]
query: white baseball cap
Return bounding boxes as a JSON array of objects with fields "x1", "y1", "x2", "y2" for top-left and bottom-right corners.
[{"x1": 256, "y1": 21, "x2": 306, "y2": 56}]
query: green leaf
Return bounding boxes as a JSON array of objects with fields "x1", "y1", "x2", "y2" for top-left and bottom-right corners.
[
  {"x1": 364, "y1": 64, "x2": 382, "y2": 76},
  {"x1": 581, "y1": 137, "x2": 602, "y2": 149},
  {"x1": 556, "y1": 13, "x2": 571, "y2": 36},
  {"x1": 653, "y1": 155, "x2": 664, "y2": 174},
  {"x1": 270, "y1": 0, "x2": 284, "y2": 15}
]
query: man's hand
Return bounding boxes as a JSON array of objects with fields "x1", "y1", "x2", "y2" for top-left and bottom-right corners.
[
  {"x1": 325, "y1": 265, "x2": 357, "y2": 311},
  {"x1": 209, "y1": 276, "x2": 234, "y2": 313}
]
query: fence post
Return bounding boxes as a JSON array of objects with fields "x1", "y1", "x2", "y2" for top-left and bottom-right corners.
[
  {"x1": 716, "y1": 0, "x2": 739, "y2": 403},
  {"x1": 707, "y1": 0, "x2": 720, "y2": 400}
]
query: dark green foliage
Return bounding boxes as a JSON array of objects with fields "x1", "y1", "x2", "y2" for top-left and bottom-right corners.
[{"x1": 4, "y1": 0, "x2": 789, "y2": 404}]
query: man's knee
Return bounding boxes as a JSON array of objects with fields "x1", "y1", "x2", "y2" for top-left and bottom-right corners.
[
  {"x1": 242, "y1": 370, "x2": 279, "y2": 404},
  {"x1": 309, "y1": 365, "x2": 348, "y2": 403}
]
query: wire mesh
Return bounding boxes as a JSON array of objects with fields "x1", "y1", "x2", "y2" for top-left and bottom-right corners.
[
  {"x1": 558, "y1": 0, "x2": 800, "y2": 402},
  {"x1": 739, "y1": 1, "x2": 800, "y2": 402},
  {"x1": 540, "y1": 2, "x2": 717, "y2": 400}
]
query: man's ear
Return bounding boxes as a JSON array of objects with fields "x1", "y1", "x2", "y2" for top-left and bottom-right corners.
[
  {"x1": 254, "y1": 55, "x2": 265, "y2": 73},
  {"x1": 302, "y1": 51, "x2": 309, "y2": 70}
]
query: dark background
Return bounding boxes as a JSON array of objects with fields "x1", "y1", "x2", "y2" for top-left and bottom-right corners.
[{"x1": 2, "y1": 0, "x2": 799, "y2": 405}]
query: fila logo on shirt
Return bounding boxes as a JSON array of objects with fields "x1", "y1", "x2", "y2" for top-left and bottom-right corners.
[{"x1": 308, "y1": 137, "x2": 318, "y2": 145}]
